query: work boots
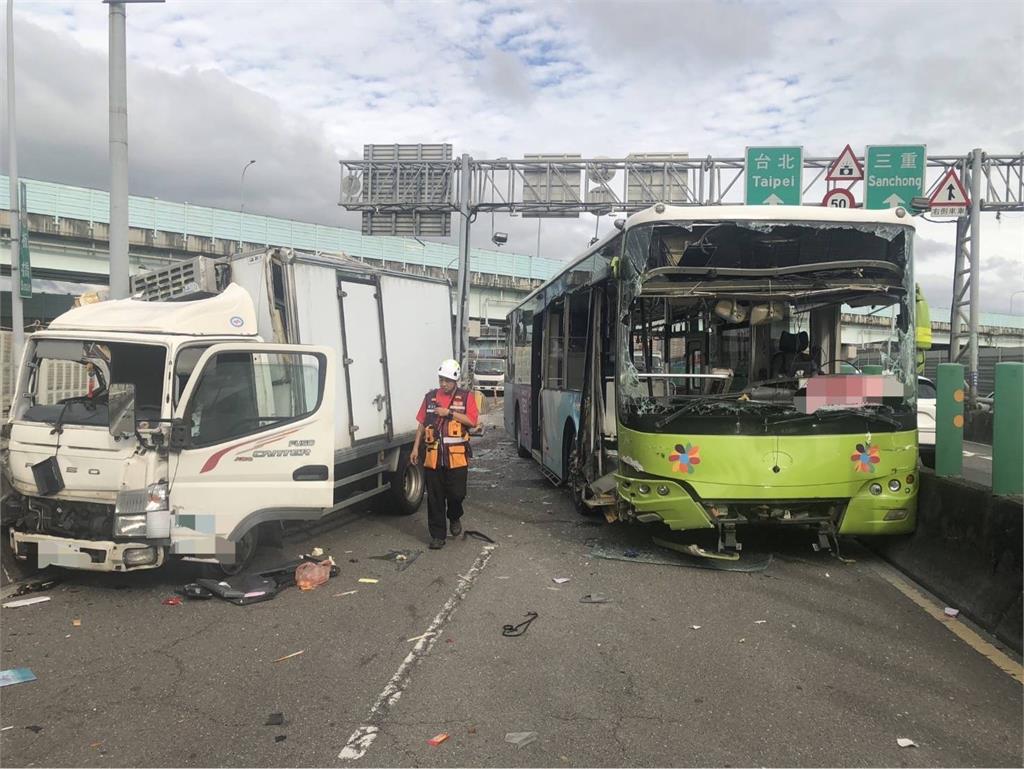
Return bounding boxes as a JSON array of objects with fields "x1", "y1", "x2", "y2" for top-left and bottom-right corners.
[{"x1": 450, "y1": 519, "x2": 463, "y2": 537}]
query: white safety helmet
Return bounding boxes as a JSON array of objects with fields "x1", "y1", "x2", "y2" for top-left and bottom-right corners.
[{"x1": 437, "y1": 358, "x2": 461, "y2": 381}]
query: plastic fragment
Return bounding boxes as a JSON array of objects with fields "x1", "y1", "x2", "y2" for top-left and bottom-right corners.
[
  {"x1": 274, "y1": 735, "x2": 287, "y2": 743},
  {"x1": 406, "y1": 632, "x2": 435, "y2": 643},
  {"x1": 2, "y1": 596, "x2": 51, "y2": 609},
  {"x1": 427, "y1": 733, "x2": 449, "y2": 746},
  {"x1": 266, "y1": 713, "x2": 284, "y2": 726},
  {"x1": 505, "y1": 731, "x2": 538, "y2": 748},
  {"x1": 897, "y1": 738, "x2": 917, "y2": 748},
  {"x1": 944, "y1": 607, "x2": 960, "y2": 618},
  {"x1": 691, "y1": 625, "x2": 702, "y2": 630},
  {"x1": 161, "y1": 597, "x2": 182, "y2": 606},
  {"x1": 334, "y1": 590, "x2": 358, "y2": 597},
  {"x1": 739, "y1": 638, "x2": 746, "y2": 643},
  {"x1": 580, "y1": 594, "x2": 610, "y2": 604},
  {"x1": 0, "y1": 668, "x2": 37, "y2": 687},
  {"x1": 552, "y1": 577, "x2": 570, "y2": 584},
  {"x1": 72, "y1": 619, "x2": 82, "y2": 627},
  {"x1": 467, "y1": 725, "x2": 476, "y2": 734},
  {"x1": 358, "y1": 578, "x2": 379, "y2": 584},
  {"x1": 0, "y1": 725, "x2": 14, "y2": 731},
  {"x1": 825, "y1": 572, "x2": 831, "y2": 578},
  {"x1": 272, "y1": 650, "x2": 304, "y2": 663},
  {"x1": 754, "y1": 620, "x2": 767, "y2": 624}
]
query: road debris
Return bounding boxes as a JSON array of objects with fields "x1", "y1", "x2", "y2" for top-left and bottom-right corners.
[
  {"x1": 11, "y1": 577, "x2": 61, "y2": 597},
  {"x1": 653, "y1": 537, "x2": 740, "y2": 562},
  {"x1": 427, "y1": 733, "x2": 449, "y2": 746},
  {"x1": 897, "y1": 738, "x2": 917, "y2": 748},
  {"x1": 265, "y1": 713, "x2": 284, "y2": 726},
  {"x1": 580, "y1": 593, "x2": 610, "y2": 604},
  {"x1": 369, "y1": 550, "x2": 421, "y2": 572},
  {"x1": 2, "y1": 596, "x2": 51, "y2": 609},
  {"x1": 358, "y1": 578, "x2": 379, "y2": 584},
  {"x1": 0, "y1": 725, "x2": 14, "y2": 731},
  {"x1": 505, "y1": 731, "x2": 538, "y2": 748},
  {"x1": 739, "y1": 638, "x2": 746, "y2": 643},
  {"x1": 406, "y1": 631, "x2": 435, "y2": 643},
  {"x1": 502, "y1": 611, "x2": 538, "y2": 637},
  {"x1": 273, "y1": 650, "x2": 305, "y2": 663},
  {"x1": 26, "y1": 725, "x2": 43, "y2": 734},
  {"x1": 275, "y1": 735, "x2": 287, "y2": 743},
  {"x1": 691, "y1": 625, "x2": 702, "y2": 630},
  {"x1": 334, "y1": 590, "x2": 358, "y2": 598},
  {"x1": 464, "y1": 530, "x2": 496, "y2": 543},
  {"x1": 161, "y1": 597, "x2": 182, "y2": 606},
  {"x1": 296, "y1": 558, "x2": 335, "y2": 590},
  {"x1": 944, "y1": 607, "x2": 960, "y2": 618},
  {"x1": 754, "y1": 620, "x2": 767, "y2": 624},
  {"x1": 0, "y1": 668, "x2": 37, "y2": 688},
  {"x1": 552, "y1": 577, "x2": 570, "y2": 584},
  {"x1": 72, "y1": 619, "x2": 82, "y2": 627},
  {"x1": 590, "y1": 542, "x2": 771, "y2": 573}
]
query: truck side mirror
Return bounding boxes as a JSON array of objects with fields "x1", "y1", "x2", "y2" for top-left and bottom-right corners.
[{"x1": 108, "y1": 384, "x2": 137, "y2": 437}]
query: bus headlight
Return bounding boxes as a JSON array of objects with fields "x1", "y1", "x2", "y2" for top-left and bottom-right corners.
[
  {"x1": 888, "y1": 479, "x2": 902, "y2": 492},
  {"x1": 869, "y1": 483, "x2": 883, "y2": 496}
]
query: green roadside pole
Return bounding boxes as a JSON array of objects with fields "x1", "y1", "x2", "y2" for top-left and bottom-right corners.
[
  {"x1": 991, "y1": 363, "x2": 1023, "y2": 496},
  {"x1": 935, "y1": 363, "x2": 965, "y2": 477}
]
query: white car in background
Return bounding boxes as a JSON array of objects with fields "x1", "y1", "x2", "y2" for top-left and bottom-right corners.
[{"x1": 917, "y1": 375, "x2": 937, "y2": 467}]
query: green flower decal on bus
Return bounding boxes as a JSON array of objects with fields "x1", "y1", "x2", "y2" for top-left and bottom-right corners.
[
  {"x1": 669, "y1": 443, "x2": 701, "y2": 474},
  {"x1": 851, "y1": 442, "x2": 881, "y2": 473}
]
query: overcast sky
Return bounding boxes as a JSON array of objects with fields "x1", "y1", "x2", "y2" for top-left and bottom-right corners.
[{"x1": 3, "y1": 0, "x2": 1023, "y2": 313}]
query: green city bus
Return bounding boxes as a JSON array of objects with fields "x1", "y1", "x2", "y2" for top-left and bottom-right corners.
[{"x1": 505, "y1": 204, "x2": 923, "y2": 553}]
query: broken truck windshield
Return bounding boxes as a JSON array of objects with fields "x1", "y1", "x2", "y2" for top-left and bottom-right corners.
[
  {"x1": 21, "y1": 340, "x2": 167, "y2": 428},
  {"x1": 617, "y1": 219, "x2": 916, "y2": 435}
]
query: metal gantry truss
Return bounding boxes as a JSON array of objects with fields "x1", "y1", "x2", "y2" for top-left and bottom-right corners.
[{"x1": 339, "y1": 149, "x2": 1024, "y2": 388}]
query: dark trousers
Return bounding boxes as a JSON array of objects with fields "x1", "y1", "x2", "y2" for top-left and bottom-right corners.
[{"x1": 425, "y1": 466, "x2": 468, "y2": 540}]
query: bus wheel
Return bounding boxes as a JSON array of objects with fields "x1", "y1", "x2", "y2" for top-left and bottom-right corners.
[
  {"x1": 514, "y1": 408, "x2": 531, "y2": 459},
  {"x1": 381, "y1": 446, "x2": 424, "y2": 515}
]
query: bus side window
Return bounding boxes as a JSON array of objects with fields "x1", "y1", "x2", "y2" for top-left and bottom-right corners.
[
  {"x1": 566, "y1": 292, "x2": 589, "y2": 391},
  {"x1": 545, "y1": 300, "x2": 565, "y2": 389}
]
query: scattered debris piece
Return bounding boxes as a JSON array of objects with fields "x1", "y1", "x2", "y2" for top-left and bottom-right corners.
[
  {"x1": 496, "y1": 576, "x2": 511, "y2": 580},
  {"x1": 944, "y1": 607, "x2": 960, "y2": 618},
  {"x1": 691, "y1": 625, "x2": 702, "y2": 630},
  {"x1": 580, "y1": 594, "x2": 610, "y2": 604},
  {"x1": 72, "y1": 619, "x2": 82, "y2": 627},
  {"x1": 467, "y1": 726, "x2": 477, "y2": 735},
  {"x1": 311, "y1": 547, "x2": 325, "y2": 557},
  {"x1": 654, "y1": 537, "x2": 740, "y2": 562},
  {"x1": 739, "y1": 638, "x2": 746, "y2": 644},
  {"x1": 2, "y1": 596, "x2": 51, "y2": 609},
  {"x1": 274, "y1": 735, "x2": 287, "y2": 743},
  {"x1": 88, "y1": 740, "x2": 104, "y2": 749},
  {"x1": 369, "y1": 550, "x2": 421, "y2": 572},
  {"x1": 273, "y1": 650, "x2": 305, "y2": 663},
  {"x1": 26, "y1": 725, "x2": 43, "y2": 734},
  {"x1": 464, "y1": 530, "x2": 496, "y2": 544},
  {"x1": 358, "y1": 578, "x2": 379, "y2": 585},
  {"x1": 590, "y1": 543, "x2": 771, "y2": 573},
  {"x1": 552, "y1": 577, "x2": 570, "y2": 584},
  {"x1": 265, "y1": 713, "x2": 284, "y2": 726},
  {"x1": 296, "y1": 558, "x2": 335, "y2": 590},
  {"x1": 334, "y1": 590, "x2": 358, "y2": 598},
  {"x1": 545, "y1": 587, "x2": 561, "y2": 592},
  {"x1": 502, "y1": 611, "x2": 539, "y2": 638},
  {"x1": 0, "y1": 725, "x2": 13, "y2": 731},
  {"x1": 754, "y1": 620, "x2": 767, "y2": 624},
  {"x1": 176, "y1": 583, "x2": 215, "y2": 601},
  {"x1": 427, "y1": 733, "x2": 449, "y2": 746},
  {"x1": 0, "y1": 668, "x2": 37, "y2": 688},
  {"x1": 407, "y1": 632, "x2": 435, "y2": 643},
  {"x1": 897, "y1": 738, "x2": 917, "y2": 748},
  {"x1": 623, "y1": 549, "x2": 640, "y2": 558},
  {"x1": 161, "y1": 597, "x2": 182, "y2": 606},
  {"x1": 12, "y1": 577, "x2": 61, "y2": 597},
  {"x1": 825, "y1": 572, "x2": 831, "y2": 578},
  {"x1": 505, "y1": 731, "x2": 538, "y2": 748}
]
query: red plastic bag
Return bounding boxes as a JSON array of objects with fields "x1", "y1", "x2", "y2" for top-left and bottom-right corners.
[{"x1": 295, "y1": 560, "x2": 332, "y2": 591}]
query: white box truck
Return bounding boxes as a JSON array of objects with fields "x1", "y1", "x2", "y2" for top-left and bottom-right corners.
[{"x1": 1, "y1": 249, "x2": 453, "y2": 574}]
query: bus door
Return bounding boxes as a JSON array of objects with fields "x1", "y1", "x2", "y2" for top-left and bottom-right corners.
[{"x1": 530, "y1": 312, "x2": 544, "y2": 452}]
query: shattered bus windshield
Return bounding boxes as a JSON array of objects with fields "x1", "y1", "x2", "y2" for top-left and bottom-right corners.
[
  {"x1": 20, "y1": 339, "x2": 167, "y2": 428},
  {"x1": 617, "y1": 219, "x2": 916, "y2": 435}
]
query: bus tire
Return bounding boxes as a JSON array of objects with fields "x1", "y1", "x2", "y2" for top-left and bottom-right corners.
[
  {"x1": 514, "y1": 407, "x2": 531, "y2": 459},
  {"x1": 382, "y1": 446, "x2": 424, "y2": 515}
]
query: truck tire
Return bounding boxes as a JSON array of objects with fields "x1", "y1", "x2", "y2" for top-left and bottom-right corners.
[
  {"x1": 381, "y1": 447, "x2": 424, "y2": 515},
  {"x1": 515, "y1": 407, "x2": 531, "y2": 459},
  {"x1": 217, "y1": 528, "x2": 258, "y2": 576}
]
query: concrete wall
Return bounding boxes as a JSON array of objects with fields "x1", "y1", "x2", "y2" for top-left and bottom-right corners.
[{"x1": 866, "y1": 469, "x2": 1022, "y2": 654}]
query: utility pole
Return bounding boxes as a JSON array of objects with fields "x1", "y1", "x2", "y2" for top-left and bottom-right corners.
[
  {"x1": 107, "y1": 0, "x2": 129, "y2": 298},
  {"x1": 6, "y1": 0, "x2": 25, "y2": 365},
  {"x1": 454, "y1": 153, "x2": 472, "y2": 368}
]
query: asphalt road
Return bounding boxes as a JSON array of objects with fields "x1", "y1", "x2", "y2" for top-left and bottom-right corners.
[
  {"x1": 1, "y1": 410, "x2": 1021, "y2": 767},
  {"x1": 960, "y1": 441, "x2": 994, "y2": 487}
]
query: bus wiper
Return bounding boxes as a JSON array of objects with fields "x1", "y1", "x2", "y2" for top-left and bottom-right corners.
[
  {"x1": 654, "y1": 396, "x2": 788, "y2": 429},
  {"x1": 769, "y1": 406, "x2": 903, "y2": 429}
]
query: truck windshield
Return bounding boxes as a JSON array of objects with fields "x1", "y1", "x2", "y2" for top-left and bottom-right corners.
[
  {"x1": 474, "y1": 359, "x2": 506, "y2": 376},
  {"x1": 617, "y1": 219, "x2": 916, "y2": 435},
  {"x1": 20, "y1": 340, "x2": 167, "y2": 427}
]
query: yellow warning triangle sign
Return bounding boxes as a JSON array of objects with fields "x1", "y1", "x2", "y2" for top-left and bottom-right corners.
[
  {"x1": 826, "y1": 144, "x2": 864, "y2": 181},
  {"x1": 929, "y1": 168, "x2": 970, "y2": 207}
]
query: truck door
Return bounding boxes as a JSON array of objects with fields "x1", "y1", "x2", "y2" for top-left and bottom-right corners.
[
  {"x1": 338, "y1": 278, "x2": 391, "y2": 442},
  {"x1": 167, "y1": 344, "x2": 334, "y2": 556}
]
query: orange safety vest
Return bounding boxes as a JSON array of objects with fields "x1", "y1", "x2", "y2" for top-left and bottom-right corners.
[{"x1": 423, "y1": 388, "x2": 471, "y2": 470}]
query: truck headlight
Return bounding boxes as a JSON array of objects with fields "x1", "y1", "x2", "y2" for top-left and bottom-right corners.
[
  {"x1": 114, "y1": 514, "x2": 147, "y2": 537},
  {"x1": 116, "y1": 482, "x2": 169, "y2": 515}
]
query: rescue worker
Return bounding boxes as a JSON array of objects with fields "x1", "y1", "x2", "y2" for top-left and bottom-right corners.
[{"x1": 410, "y1": 358, "x2": 479, "y2": 549}]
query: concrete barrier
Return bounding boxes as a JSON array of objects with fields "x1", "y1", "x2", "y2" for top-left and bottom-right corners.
[{"x1": 865, "y1": 468, "x2": 1022, "y2": 654}]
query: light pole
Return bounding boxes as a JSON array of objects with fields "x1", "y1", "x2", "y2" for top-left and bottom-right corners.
[
  {"x1": 7, "y1": 0, "x2": 25, "y2": 365},
  {"x1": 240, "y1": 159, "x2": 256, "y2": 214}
]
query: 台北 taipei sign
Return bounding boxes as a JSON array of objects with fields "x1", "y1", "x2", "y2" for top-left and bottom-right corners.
[{"x1": 745, "y1": 146, "x2": 803, "y2": 205}]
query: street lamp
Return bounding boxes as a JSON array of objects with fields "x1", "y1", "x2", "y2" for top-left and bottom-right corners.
[{"x1": 240, "y1": 159, "x2": 256, "y2": 214}]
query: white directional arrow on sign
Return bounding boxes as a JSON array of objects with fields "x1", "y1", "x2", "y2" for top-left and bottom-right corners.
[
  {"x1": 884, "y1": 193, "x2": 905, "y2": 208},
  {"x1": 764, "y1": 193, "x2": 784, "y2": 205}
]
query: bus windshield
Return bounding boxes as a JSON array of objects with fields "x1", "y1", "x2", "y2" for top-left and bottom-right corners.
[{"x1": 617, "y1": 219, "x2": 917, "y2": 435}]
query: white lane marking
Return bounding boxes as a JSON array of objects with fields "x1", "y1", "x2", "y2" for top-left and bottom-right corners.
[{"x1": 338, "y1": 545, "x2": 496, "y2": 761}]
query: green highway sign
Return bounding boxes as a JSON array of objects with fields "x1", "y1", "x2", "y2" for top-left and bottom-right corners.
[
  {"x1": 865, "y1": 144, "x2": 926, "y2": 210},
  {"x1": 18, "y1": 182, "x2": 31, "y2": 300},
  {"x1": 745, "y1": 146, "x2": 803, "y2": 205}
]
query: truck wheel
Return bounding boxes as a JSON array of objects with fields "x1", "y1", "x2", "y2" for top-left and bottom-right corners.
[
  {"x1": 382, "y1": 447, "x2": 424, "y2": 515},
  {"x1": 515, "y1": 408, "x2": 531, "y2": 459},
  {"x1": 217, "y1": 529, "x2": 257, "y2": 576}
]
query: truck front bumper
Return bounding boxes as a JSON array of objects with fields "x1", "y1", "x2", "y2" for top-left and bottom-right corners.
[{"x1": 9, "y1": 530, "x2": 165, "y2": 572}]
